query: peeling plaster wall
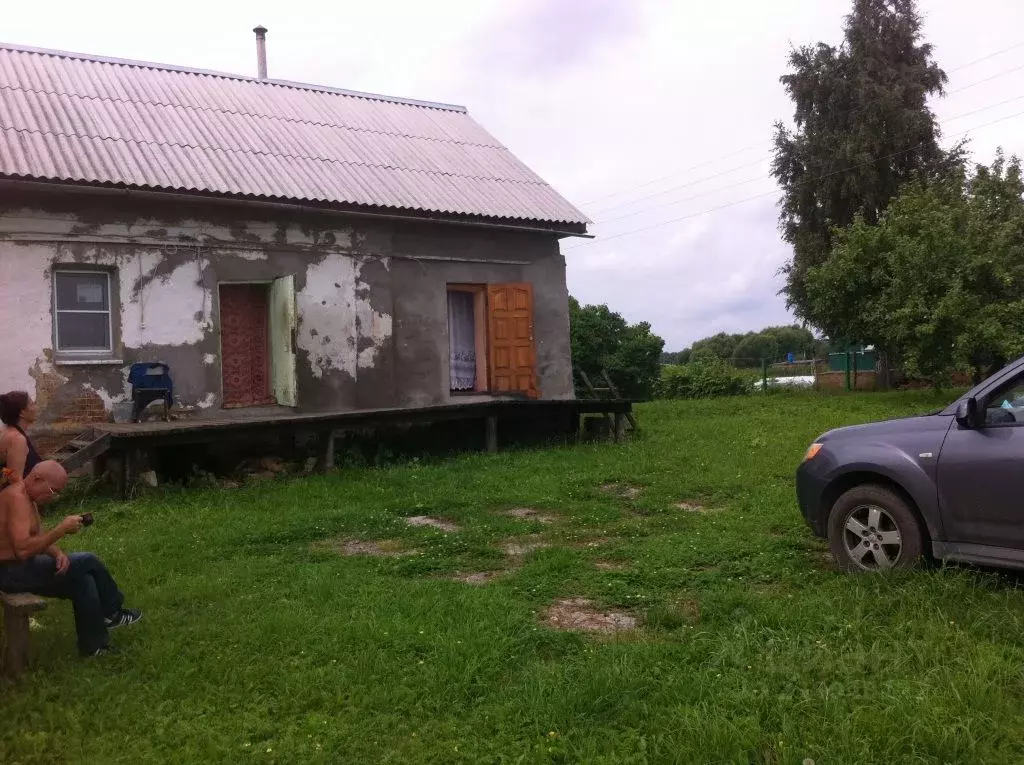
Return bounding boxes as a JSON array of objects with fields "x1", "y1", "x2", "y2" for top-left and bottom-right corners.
[
  {"x1": 122, "y1": 256, "x2": 213, "y2": 347},
  {"x1": 296, "y1": 255, "x2": 358, "y2": 381},
  {"x1": 0, "y1": 188, "x2": 573, "y2": 433},
  {"x1": 0, "y1": 243, "x2": 53, "y2": 394}
]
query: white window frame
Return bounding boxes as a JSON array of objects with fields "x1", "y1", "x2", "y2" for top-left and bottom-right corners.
[{"x1": 53, "y1": 269, "x2": 114, "y2": 355}]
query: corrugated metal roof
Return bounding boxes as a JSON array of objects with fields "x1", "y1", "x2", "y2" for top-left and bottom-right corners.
[{"x1": 0, "y1": 43, "x2": 589, "y2": 229}]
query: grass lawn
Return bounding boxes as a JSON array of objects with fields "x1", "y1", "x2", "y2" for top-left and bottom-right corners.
[{"x1": 6, "y1": 391, "x2": 1024, "y2": 764}]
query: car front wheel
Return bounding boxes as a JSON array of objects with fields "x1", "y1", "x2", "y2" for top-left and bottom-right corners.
[{"x1": 827, "y1": 485, "x2": 923, "y2": 572}]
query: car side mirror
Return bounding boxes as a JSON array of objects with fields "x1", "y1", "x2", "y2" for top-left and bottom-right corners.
[{"x1": 956, "y1": 397, "x2": 982, "y2": 429}]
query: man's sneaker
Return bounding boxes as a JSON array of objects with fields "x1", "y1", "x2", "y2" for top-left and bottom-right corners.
[
  {"x1": 105, "y1": 608, "x2": 143, "y2": 629},
  {"x1": 85, "y1": 644, "x2": 121, "y2": 658}
]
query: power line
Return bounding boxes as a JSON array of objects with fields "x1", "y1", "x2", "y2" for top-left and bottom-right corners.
[
  {"x1": 949, "y1": 61, "x2": 1024, "y2": 93},
  {"x1": 563, "y1": 107, "x2": 1024, "y2": 251},
  {"x1": 598, "y1": 173, "x2": 769, "y2": 225},
  {"x1": 589, "y1": 92, "x2": 1024, "y2": 226},
  {"x1": 579, "y1": 44, "x2": 1024, "y2": 211},
  {"x1": 579, "y1": 141, "x2": 768, "y2": 207},
  {"x1": 587, "y1": 156, "x2": 767, "y2": 217},
  {"x1": 587, "y1": 64, "x2": 1024, "y2": 221},
  {"x1": 948, "y1": 41, "x2": 1024, "y2": 73}
]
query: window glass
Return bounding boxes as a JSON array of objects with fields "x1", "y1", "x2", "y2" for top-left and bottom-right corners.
[
  {"x1": 985, "y1": 378, "x2": 1024, "y2": 425},
  {"x1": 54, "y1": 272, "x2": 112, "y2": 351},
  {"x1": 55, "y1": 313, "x2": 110, "y2": 350},
  {"x1": 55, "y1": 272, "x2": 110, "y2": 311}
]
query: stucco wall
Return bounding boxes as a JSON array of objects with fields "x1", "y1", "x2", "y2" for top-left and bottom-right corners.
[{"x1": 0, "y1": 187, "x2": 574, "y2": 432}]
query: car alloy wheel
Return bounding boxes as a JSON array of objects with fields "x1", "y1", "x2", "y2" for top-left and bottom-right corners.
[{"x1": 841, "y1": 504, "x2": 903, "y2": 570}]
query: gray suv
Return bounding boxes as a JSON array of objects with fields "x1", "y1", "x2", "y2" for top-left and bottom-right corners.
[{"x1": 797, "y1": 356, "x2": 1024, "y2": 571}]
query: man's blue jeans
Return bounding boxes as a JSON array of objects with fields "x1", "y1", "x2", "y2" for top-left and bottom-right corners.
[{"x1": 0, "y1": 552, "x2": 124, "y2": 655}]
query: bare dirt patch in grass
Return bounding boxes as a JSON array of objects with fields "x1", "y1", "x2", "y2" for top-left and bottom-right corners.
[
  {"x1": 405, "y1": 515, "x2": 460, "y2": 532},
  {"x1": 553, "y1": 531, "x2": 614, "y2": 550},
  {"x1": 601, "y1": 483, "x2": 643, "y2": 500},
  {"x1": 446, "y1": 571, "x2": 506, "y2": 586},
  {"x1": 675, "y1": 502, "x2": 707, "y2": 513},
  {"x1": 543, "y1": 598, "x2": 638, "y2": 633},
  {"x1": 313, "y1": 537, "x2": 418, "y2": 557},
  {"x1": 570, "y1": 536, "x2": 612, "y2": 549},
  {"x1": 594, "y1": 560, "x2": 629, "y2": 572},
  {"x1": 501, "y1": 535, "x2": 552, "y2": 557},
  {"x1": 502, "y1": 508, "x2": 558, "y2": 523}
]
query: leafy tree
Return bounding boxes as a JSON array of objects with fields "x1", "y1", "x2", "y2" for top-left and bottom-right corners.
[
  {"x1": 675, "y1": 325, "x2": 819, "y2": 368},
  {"x1": 772, "y1": 0, "x2": 954, "y2": 324},
  {"x1": 689, "y1": 345, "x2": 725, "y2": 364},
  {"x1": 767, "y1": 325, "x2": 819, "y2": 358},
  {"x1": 569, "y1": 298, "x2": 665, "y2": 400},
  {"x1": 660, "y1": 350, "x2": 690, "y2": 365},
  {"x1": 732, "y1": 326, "x2": 819, "y2": 366},
  {"x1": 731, "y1": 334, "x2": 780, "y2": 367},
  {"x1": 805, "y1": 153, "x2": 1024, "y2": 384},
  {"x1": 689, "y1": 332, "x2": 746, "y2": 362}
]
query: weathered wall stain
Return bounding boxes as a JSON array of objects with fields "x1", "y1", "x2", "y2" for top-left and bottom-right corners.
[{"x1": 0, "y1": 188, "x2": 574, "y2": 433}]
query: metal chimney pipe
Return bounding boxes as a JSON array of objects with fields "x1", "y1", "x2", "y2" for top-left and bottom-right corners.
[{"x1": 253, "y1": 26, "x2": 268, "y2": 79}]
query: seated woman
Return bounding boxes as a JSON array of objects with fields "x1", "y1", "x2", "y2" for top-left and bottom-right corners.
[{"x1": 0, "y1": 391, "x2": 43, "y2": 485}]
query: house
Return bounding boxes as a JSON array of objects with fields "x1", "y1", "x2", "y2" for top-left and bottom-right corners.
[{"x1": 0, "y1": 38, "x2": 589, "y2": 450}]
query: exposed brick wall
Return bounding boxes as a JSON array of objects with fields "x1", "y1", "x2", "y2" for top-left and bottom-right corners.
[
  {"x1": 27, "y1": 391, "x2": 111, "y2": 458},
  {"x1": 50, "y1": 393, "x2": 108, "y2": 425},
  {"x1": 31, "y1": 368, "x2": 64, "y2": 413}
]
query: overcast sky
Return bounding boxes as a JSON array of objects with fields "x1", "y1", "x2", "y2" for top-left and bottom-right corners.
[{"x1": 5, "y1": 0, "x2": 1024, "y2": 350}]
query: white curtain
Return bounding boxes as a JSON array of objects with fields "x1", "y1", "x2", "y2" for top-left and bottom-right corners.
[{"x1": 448, "y1": 291, "x2": 477, "y2": 391}]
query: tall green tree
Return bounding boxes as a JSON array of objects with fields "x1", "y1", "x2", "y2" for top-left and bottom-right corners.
[
  {"x1": 569, "y1": 298, "x2": 665, "y2": 400},
  {"x1": 772, "y1": 0, "x2": 953, "y2": 323},
  {"x1": 805, "y1": 153, "x2": 1024, "y2": 384},
  {"x1": 730, "y1": 325, "x2": 817, "y2": 367},
  {"x1": 674, "y1": 326, "x2": 820, "y2": 368},
  {"x1": 689, "y1": 332, "x2": 746, "y2": 362}
]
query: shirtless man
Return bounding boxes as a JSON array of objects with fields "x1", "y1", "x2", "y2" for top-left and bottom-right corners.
[{"x1": 0, "y1": 460, "x2": 141, "y2": 657}]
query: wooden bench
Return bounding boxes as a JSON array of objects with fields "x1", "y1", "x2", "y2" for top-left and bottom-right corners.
[{"x1": 1, "y1": 592, "x2": 47, "y2": 679}]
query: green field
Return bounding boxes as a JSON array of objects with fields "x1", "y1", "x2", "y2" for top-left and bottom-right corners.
[{"x1": 5, "y1": 391, "x2": 1024, "y2": 764}]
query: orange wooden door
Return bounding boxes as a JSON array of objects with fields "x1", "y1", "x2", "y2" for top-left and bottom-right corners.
[
  {"x1": 220, "y1": 284, "x2": 272, "y2": 408},
  {"x1": 487, "y1": 283, "x2": 538, "y2": 397}
]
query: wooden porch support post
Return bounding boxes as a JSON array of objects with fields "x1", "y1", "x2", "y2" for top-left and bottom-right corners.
[
  {"x1": 485, "y1": 415, "x2": 498, "y2": 453},
  {"x1": 117, "y1": 450, "x2": 132, "y2": 501},
  {"x1": 278, "y1": 430, "x2": 298, "y2": 460},
  {"x1": 613, "y1": 412, "x2": 625, "y2": 443},
  {"x1": 317, "y1": 430, "x2": 336, "y2": 473}
]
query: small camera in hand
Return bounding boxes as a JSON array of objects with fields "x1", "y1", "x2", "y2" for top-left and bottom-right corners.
[{"x1": 80, "y1": 513, "x2": 94, "y2": 527}]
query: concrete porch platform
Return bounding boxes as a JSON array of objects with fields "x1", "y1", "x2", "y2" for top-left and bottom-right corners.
[
  {"x1": 92, "y1": 398, "x2": 634, "y2": 497},
  {"x1": 98, "y1": 399, "x2": 631, "y2": 440}
]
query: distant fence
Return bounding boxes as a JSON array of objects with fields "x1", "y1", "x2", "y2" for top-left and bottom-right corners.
[
  {"x1": 664, "y1": 353, "x2": 978, "y2": 394},
  {"x1": 733, "y1": 356, "x2": 878, "y2": 391}
]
